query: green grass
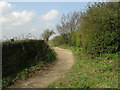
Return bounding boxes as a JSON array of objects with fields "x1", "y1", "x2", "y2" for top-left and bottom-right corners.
[{"x1": 48, "y1": 46, "x2": 119, "y2": 88}]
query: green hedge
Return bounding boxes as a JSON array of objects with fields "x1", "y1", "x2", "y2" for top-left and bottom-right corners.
[
  {"x1": 2, "y1": 40, "x2": 55, "y2": 78},
  {"x1": 80, "y1": 2, "x2": 120, "y2": 57}
]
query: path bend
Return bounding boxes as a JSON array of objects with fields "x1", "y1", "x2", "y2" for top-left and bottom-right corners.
[{"x1": 10, "y1": 47, "x2": 74, "y2": 88}]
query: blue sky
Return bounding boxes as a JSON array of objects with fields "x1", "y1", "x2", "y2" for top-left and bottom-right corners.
[
  {"x1": 0, "y1": 1, "x2": 88, "y2": 40},
  {"x1": 11, "y1": 2, "x2": 88, "y2": 14}
]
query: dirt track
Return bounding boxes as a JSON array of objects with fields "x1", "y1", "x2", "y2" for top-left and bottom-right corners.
[{"x1": 10, "y1": 47, "x2": 74, "y2": 88}]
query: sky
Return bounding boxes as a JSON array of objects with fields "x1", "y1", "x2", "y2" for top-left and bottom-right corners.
[{"x1": 0, "y1": 1, "x2": 89, "y2": 40}]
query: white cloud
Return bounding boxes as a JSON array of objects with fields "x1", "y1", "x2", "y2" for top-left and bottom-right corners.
[
  {"x1": 0, "y1": 10, "x2": 36, "y2": 26},
  {"x1": 30, "y1": 28, "x2": 37, "y2": 32},
  {"x1": 41, "y1": 10, "x2": 59, "y2": 21},
  {"x1": 0, "y1": 1, "x2": 36, "y2": 27},
  {"x1": 0, "y1": 1, "x2": 14, "y2": 15},
  {"x1": 10, "y1": 11, "x2": 36, "y2": 26},
  {"x1": 0, "y1": 1, "x2": 12, "y2": 8},
  {"x1": 0, "y1": 17, "x2": 7, "y2": 23}
]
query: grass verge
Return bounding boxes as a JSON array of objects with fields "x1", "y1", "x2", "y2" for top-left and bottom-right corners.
[{"x1": 48, "y1": 46, "x2": 119, "y2": 88}]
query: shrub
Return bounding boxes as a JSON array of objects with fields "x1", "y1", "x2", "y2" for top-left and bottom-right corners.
[{"x1": 80, "y1": 2, "x2": 120, "y2": 57}]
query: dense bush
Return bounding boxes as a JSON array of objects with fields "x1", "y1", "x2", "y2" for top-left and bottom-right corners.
[
  {"x1": 52, "y1": 36, "x2": 64, "y2": 46},
  {"x1": 80, "y1": 2, "x2": 120, "y2": 57},
  {"x1": 70, "y1": 30, "x2": 81, "y2": 47},
  {"x1": 2, "y1": 40, "x2": 56, "y2": 77},
  {"x1": 52, "y1": 30, "x2": 81, "y2": 47}
]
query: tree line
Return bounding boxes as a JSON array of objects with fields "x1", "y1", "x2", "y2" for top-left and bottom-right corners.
[{"x1": 42, "y1": 2, "x2": 120, "y2": 58}]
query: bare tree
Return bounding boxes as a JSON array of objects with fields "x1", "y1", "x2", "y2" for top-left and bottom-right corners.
[
  {"x1": 57, "y1": 11, "x2": 80, "y2": 34},
  {"x1": 41, "y1": 29, "x2": 55, "y2": 42},
  {"x1": 68, "y1": 12, "x2": 81, "y2": 32},
  {"x1": 57, "y1": 11, "x2": 81, "y2": 43}
]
